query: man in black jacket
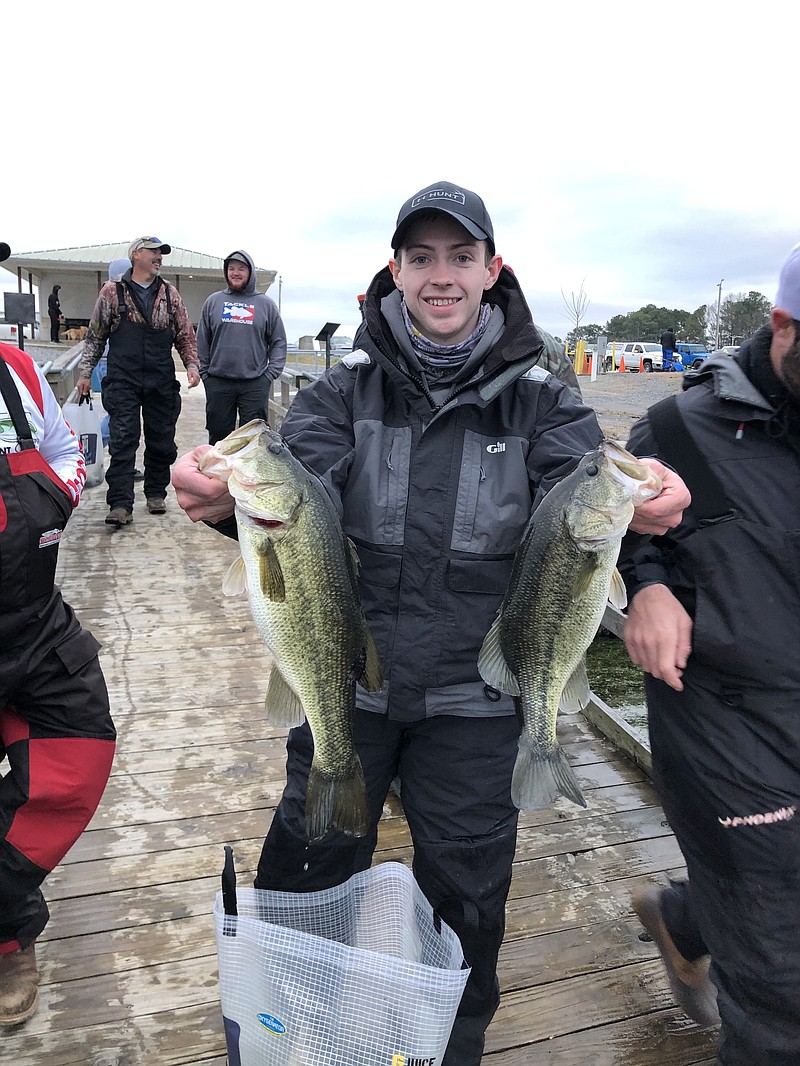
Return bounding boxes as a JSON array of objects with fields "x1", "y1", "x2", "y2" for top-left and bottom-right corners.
[
  {"x1": 660, "y1": 325, "x2": 678, "y2": 360},
  {"x1": 624, "y1": 241, "x2": 800, "y2": 1064},
  {"x1": 47, "y1": 285, "x2": 62, "y2": 343},
  {"x1": 172, "y1": 181, "x2": 690, "y2": 1064}
]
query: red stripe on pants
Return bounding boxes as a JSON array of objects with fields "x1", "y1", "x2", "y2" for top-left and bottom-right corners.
[{"x1": 5, "y1": 733, "x2": 115, "y2": 871}]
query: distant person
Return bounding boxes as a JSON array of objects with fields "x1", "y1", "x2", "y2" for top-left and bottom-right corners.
[
  {"x1": 92, "y1": 258, "x2": 142, "y2": 480},
  {"x1": 77, "y1": 237, "x2": 200, "y2": 527},
  {"x1": 47, "y1": 285, "x2": 62, "y2": 343},
  {"x1": 624, "y1": 241, "x2": 800, "y2": 1061},
  {"x1": 196, "y1": 250, "x2": 287, "y2": 444},
  {"x1": 660, "y1": 326, "x2": 678, "y2": 361},
  {"x1": 0, "y1": 322, "x2": 115, "y2": 1027}
]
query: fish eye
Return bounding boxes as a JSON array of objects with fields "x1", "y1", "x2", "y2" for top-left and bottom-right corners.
[
  {"x1": 268, "y1": 443, "x2": 283, "y2": 455},
  {"x1": 585, "y1": 464, "x2": 599, "y2": 477}
]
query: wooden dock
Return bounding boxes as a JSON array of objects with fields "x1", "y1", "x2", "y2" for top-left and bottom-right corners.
[{"x1": 3, "y1": 376, "x2": 719, "y2": 1064}]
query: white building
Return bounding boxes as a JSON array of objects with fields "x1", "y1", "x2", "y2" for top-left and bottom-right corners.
[{"x1": 2, "y1": 243, "x2": 278, "y2": 333}]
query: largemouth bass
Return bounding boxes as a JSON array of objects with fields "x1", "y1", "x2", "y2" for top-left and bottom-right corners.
[
  {"x1": 200, "y1": 420, "x2": 383, "y2": 841},
  {"x1": 477, "y1": 440, "x2": 661, "y2": 811}
]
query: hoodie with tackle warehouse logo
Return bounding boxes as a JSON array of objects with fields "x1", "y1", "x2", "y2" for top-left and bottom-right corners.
[{"x1": 197, "y1": 250, "x2": 287, "y2": 382}]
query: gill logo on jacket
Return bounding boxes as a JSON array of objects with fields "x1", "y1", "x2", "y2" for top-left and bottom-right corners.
[
  {"x1": 222, "y1": 302, "x2": 255, "y2": 325},
  {"x1": 486, "y1": 441, "x2": 506, "y2": 453}
]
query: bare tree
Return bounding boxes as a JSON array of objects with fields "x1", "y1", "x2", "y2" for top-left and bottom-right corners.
[{"x1": 561, "y1": 279, "x2": 590, "y2": 345}]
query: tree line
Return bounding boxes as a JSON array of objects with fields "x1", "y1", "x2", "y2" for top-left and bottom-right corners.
[{"x1": 562, "y1": 290, "x2": 772, "y2": 350}]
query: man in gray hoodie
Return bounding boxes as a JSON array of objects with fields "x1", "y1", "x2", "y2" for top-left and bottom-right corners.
[{"x1": 196, "y1": 251, "x2": 287, "y2": 443}]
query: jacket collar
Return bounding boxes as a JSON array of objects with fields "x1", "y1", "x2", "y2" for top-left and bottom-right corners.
[
  {"x1": 357, "y1": 264, "x2": 545, "y2": 377},
  {"x1": 683, "y1": 327, "x2": 775, "y2": 414}
]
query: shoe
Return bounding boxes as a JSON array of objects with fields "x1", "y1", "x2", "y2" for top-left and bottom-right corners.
[
  {"x1": 105, "y1": 507, "x2": 132, "y2": 526},
  {"x1": 133, "y1": 468, "x2": 144, "y2": 482},
  {"x1": 0, "y1": 944, "x2": 40, "y2": 1027},
  {"x1": 632, "y1": 884, "x2": 720, "y2": 1027},
  {"x1": 146, "y1": 497, "x2": 166, "y2": 515}
]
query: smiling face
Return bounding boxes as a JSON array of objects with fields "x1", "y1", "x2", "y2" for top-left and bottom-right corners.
[
  {"x1": 389, "y1": 214, "x2": 502, "y2": 345},
  {"x1": 226, "y1": 259, "x2": 251, "y2": 292},
  {"x1": 130, "y1": 247, "x2": 163, "y2": 284}
]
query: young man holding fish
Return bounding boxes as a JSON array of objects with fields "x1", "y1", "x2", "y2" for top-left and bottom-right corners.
[
  {"x1": 173, "y1": 181, "x2": 688, "y2": 1064},
  {"x1": 622, "y1": 241, "x2": 800, "y2": 1064}
]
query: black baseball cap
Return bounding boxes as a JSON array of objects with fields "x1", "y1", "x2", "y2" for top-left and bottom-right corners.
[
  {"x1": 0, "y1": 242, "x2": 10, "y2": 262},
  {"x1": 391, "y1": 181, "x2": 495, "y2": 254}
]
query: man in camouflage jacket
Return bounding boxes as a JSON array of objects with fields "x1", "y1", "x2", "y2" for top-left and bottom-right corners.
[{"x1": 78, "y1": 237, "x2": 199, "y2": 526}]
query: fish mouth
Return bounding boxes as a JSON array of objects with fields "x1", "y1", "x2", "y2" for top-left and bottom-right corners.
[
  {"x1": 236, "y1": 502, "x2": 287, "y2": 530},
  {"x1": 601, "y1": 440, "x2": 663, "y2": 499}
]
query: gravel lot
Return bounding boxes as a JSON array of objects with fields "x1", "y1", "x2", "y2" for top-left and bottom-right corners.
[{"x1": 578, "y1": 369, "x2": 685, "y2": 442}]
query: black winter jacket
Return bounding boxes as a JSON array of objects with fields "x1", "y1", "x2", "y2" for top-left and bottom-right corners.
[
  {"x1": 622, "y1": 327, "x2": 800, "y2": 690},
  {"x1": 280, "y1": 265, "x2": 603, "y2": 721}
]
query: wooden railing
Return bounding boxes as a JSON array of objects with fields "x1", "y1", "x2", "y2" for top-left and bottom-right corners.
[{"x1": 268, "y1": 367, "x2": 320, "y2": 429}]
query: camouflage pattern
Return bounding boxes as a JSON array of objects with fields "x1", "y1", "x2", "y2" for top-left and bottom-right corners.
[
  {"x1": 78, "y1": 276, "x2": 199, "y2": 380},
  {"x1": 537, "y1": 329, "x2": 582, "y2": 399}
]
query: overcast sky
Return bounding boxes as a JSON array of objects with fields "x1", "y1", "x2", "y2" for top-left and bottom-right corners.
[{"x1": 2, "y1": 1, "x2": 795, "y2": 345}]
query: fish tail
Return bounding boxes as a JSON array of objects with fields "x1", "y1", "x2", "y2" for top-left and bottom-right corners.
[
  {"x1": 305, "y1": 756, "x2": 370, "y2": 842},
  {"x1": 511, "y1": 734, "x2": 587, "y2": 810}
]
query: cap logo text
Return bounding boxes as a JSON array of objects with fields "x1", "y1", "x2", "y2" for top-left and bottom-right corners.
[{"x1": 412, "y1": 189, "x2": 465, "y2": 208}]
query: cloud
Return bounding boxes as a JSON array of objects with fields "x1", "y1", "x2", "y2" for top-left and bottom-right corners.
[{"x1": 1, "y1": 1, "x2": 795, "y2": 347}]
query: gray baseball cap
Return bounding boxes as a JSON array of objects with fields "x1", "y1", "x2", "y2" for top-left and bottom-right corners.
[{"x1": 392, "y1": 181, "x2": 495, "y2": 254}]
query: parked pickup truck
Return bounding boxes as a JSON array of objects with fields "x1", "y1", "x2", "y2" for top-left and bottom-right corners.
[{"x1": 605, "y1": 342, "x2": 667, "y2": 373}]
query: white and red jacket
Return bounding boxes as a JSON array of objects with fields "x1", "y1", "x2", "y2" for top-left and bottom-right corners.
[{"x1": 0, "y1": 342, "x2": 85, "y2": 505}]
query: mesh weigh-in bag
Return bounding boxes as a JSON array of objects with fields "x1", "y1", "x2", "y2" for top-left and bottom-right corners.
[{"x1": 214, "y1": 849, "x2": 469, "y2": 1066}]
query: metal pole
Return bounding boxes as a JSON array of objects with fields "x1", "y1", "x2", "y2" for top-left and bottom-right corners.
[
  {"x1": 278, "y1": 275, "x2": 282, "y2": 314},
  {"x1": 715, "y1": 279, "x2": 724, "y2": 350}
]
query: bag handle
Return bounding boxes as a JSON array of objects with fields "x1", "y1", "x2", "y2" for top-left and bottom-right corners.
[{"x1": 222, "y1": 844, "x2": 238, "y2": 918}]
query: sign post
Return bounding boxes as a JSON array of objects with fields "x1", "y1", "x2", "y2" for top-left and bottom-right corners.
[
  {"x1": 3, "y1": 293, "x2": 36, "y2": 352},
  {"x1": 316, "y1": 322, "x2": 341, "y2": 372}
]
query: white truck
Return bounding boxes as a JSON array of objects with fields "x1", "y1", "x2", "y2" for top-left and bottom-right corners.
[{"x1": 605, "y1": 341, "x2": 666, "y2": 373}]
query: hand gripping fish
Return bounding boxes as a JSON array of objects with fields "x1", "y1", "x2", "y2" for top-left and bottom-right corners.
[
  {"x1": 200, "y1": 420, "x2": 383, "y2": 841},
  {"x1": 478, "y1": 440, "x2": 661, "y2": 811}
]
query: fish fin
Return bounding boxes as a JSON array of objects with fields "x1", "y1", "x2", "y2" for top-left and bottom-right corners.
[
  {"x1": 572, "y1": 555, "x2": 601, "y2": 599},
  {"x1": 511, "y1": 734, "x2": 587, "y2": 810},
  {"x1": 264, "y1": 665, "x2": 305, "y2": 727},
  {"x1": 607, "y1": 567, "x2": 628, "y2": 610},
  {"x1": 358, "y1": 623, "x2": 384, "y2": 693},
  {"x1": 222, "y1": 556, "x2": 248, "y2": 597},
  {"x1": 258, "y1": 539, "x2": 286, "y2": 601},
  {"x1": 477, "y1": 615, "x2": 520, "y2": 696},
  {"x1": 558, "y1": 657, "x2": 591, "y2": 713},
  {"x1": 305, "y1": 756, "x2": 370, "y2": 842}
]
